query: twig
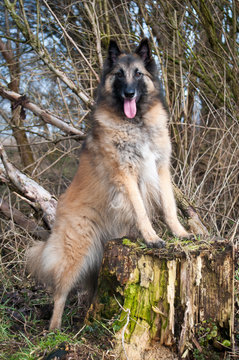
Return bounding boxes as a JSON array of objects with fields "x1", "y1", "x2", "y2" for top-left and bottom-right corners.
[
  {"x1": 114, "y1": 295, "x2": 130, "y2": 360},
  {"x1": 83, "y1": 0, "x2": 103, "y2": 69},
  {"x1": 42, "y1": 0, "x2": 100, "y2": 82},
  {"x1": 0, "y1": 197, "x2": 49, "y2": 240},
  {"x1": 0, "y1": 85, "x2": 86, "y2": 140},
  {"x1": 73, "y1": 324, "x2": 86, "y2": 339},
  {"x1": 3, "y1": 0, "x2": 92, "y2": 105}
]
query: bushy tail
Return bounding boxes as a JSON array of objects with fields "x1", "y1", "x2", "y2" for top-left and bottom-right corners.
[
  {"x1": 26, "y1": 235, "x2": 104, "y2": 329},
  {"x1": 26, "y1": 236, "x2": 104, "y2": 298},
  {"x1": 26, "y1": 241, "x2": 52, "y2": 288}
]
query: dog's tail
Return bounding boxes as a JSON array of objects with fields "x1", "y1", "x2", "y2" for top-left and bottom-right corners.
[
  {"x1": 26, "y1": 229, "x2": 105, "y2": 329},
  {"x1": 26, "y1": 234, "x2": 104, "y2": 301},
  {"x1": 26, "y1": 241, "x2": 52, "y2": 288}
]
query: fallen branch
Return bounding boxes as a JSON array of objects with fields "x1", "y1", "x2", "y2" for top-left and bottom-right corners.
[
  {"x1": 173, "y1": 184, "x2": 209, "y2": 236},
  {"x1": 0, "y1": 145, "x2": 57, "y2": 228},
  {"x1": 0, "y1": 85, "x2": 86, "y2": 140},
  {"x1": 0, "y1": 198, "x2": 49, "y2": 240},
  {"x1": 0, "y1": 160, "x2": 8, "y2": 183}
]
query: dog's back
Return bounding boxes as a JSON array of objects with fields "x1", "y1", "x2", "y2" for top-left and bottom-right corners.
[{"x1": 27, "y1": 39, "x2": 189, "y2": 330}]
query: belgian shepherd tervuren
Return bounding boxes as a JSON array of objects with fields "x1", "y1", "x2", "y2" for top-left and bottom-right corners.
[{"x1": 27, "y1": 38, "x2": 190, "y2": 329}]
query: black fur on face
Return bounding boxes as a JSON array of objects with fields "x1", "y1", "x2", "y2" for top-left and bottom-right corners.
[
  {"x1": 105, "y1": 38, "x2": 157, "y2": 77},
  {"x1": 111, "y1": 55, "x2": 147, "y2": 102},
  {"x1": 135, "y1": 38, "x2": 158, "y2": 76}
]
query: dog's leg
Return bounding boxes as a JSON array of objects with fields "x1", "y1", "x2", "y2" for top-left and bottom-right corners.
[
  {"x1": 49, "y1": 264, "x2": 80, "y2": 330},
  {"x1": 49, "y1": 290, "x2": 68, "y2": 330},
  {"x1": 122, "y1": 174, "x2": 165, "y2": 248},
  {"x1": 158, "y1": 165, "x2": 189, "y2": 237}
]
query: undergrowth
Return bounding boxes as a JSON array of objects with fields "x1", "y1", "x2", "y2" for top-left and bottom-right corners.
[{"x1": 0, "y1": 223, "x2": 115, "y2": 360}]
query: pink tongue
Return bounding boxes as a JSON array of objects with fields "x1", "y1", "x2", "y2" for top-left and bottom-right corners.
[{"x1": 124, "y1": 98, "x2": 137, "y2": 119}]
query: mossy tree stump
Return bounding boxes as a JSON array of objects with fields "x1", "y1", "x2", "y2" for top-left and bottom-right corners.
[{"x1": 95, "y1": 238, "x2": 234, "y2": 359}]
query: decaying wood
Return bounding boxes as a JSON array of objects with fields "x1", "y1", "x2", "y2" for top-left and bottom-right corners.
[
  {"x1": 0, "y1": 146, "x2": 57, "y2": 228},
  {"x1": 0, "y1": 197, "x2": 49, "y2": 240},
  {"x1": 95, "y1": 238, "x2": 234, "y2": 360}
]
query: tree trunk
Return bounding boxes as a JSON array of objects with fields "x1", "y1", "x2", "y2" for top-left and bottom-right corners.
[
  {"x1": 94, "y1": 238, "x2": 234, "y2": 359},
  {"x1": 0, "y1": 37, "x2": 35, "y2": 174},
  {"x1": 11, "y1": 104, "x2": 35, "y2": 174}
]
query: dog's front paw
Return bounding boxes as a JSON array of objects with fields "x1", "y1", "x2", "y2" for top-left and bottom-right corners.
[
  {"x1": 145, "y1": 236, "x2": 166, "y2": 249},
  {"x1": 172, "y1": 227, "x2": 194, "y2": 239},
  {"x1": 177, "y1": 231, "x2": 194, "y2": 240}
]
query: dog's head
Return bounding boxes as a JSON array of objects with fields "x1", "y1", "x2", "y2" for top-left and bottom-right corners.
[{"x1": 99, "y1": 39, "x2": 160, "y2": 119}]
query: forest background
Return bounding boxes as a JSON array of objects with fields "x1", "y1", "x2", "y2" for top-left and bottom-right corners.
[{"x1": 0, "y1": 0, "x2": 238, "y2": 359}]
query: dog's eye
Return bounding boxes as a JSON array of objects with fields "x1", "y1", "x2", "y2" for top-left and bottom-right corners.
[
  {"x1": 116, "y1": 71, "x2": 124, "y2": 78},
  {"x1": 135, "y1": 70, "x2": 143, "y2": 79}
]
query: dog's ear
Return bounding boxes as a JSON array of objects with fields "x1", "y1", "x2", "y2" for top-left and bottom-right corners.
[
  {"x1": 135, "y1": 38, "x2": 151, "y2": 64},
  {"x1": 108, "y1": 40, "x2": 121, "y2": 65}
]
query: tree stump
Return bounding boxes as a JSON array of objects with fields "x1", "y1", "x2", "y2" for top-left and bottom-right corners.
[{"x1": 95, "y1": 238, "x2": 234, "y2": 359}]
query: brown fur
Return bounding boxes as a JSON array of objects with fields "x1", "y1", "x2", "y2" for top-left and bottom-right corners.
[{"x1": 26, "y1": 39, "x2": 189, "y2": 330}]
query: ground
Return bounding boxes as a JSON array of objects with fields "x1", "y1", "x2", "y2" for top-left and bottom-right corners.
[{"x1": 0, "y1": 276, "x2": 116, "y2": 359}]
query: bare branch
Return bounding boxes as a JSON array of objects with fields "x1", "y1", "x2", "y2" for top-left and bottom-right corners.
[
  {"x1": 83, "y1": 1, "x2": 103, "y2": 69},
  {"x1": 0, "y1": 197, "x2": 49, "y2": 240},
  {"x1": 0, "y1": 145, "x2": 57, "y2": 228},
  {"x1": 173, "y1": 184, "x2": 209, "y2": 236},
  {"x1": 43, "y1": 0, "x2": 100, "y2": 80},
  {"x1": 0, "y1": 85, "x2": 86, "y2": 139},
  {"x1": 3, "y1": 0, "x2": 93, "y2": 106}
]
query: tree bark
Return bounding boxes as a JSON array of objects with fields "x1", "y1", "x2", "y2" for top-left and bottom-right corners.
[
  {"x1": 10, "y1": 104, "x2": 36, "y2": 174},
  {"x1": 94, "y1": 238, "x2": 234, "y2": 359}
]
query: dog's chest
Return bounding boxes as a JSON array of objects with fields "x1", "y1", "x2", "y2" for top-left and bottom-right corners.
[
  {"x1": 113, "y1": 127, "x2": 161, "y2": 176},
  {"x1": 138, "y1": 142, "x2": 163, "y2": 200}
]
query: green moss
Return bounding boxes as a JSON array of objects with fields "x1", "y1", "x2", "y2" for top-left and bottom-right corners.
[
  {"x1": 117, "y1": 283, "x2": 140, "y2": 338},
  {"x1": 158, "y1": 260, "x2": 168, "y2": 299},
  {"x1": 222, "y1": 339, "x2": 231, "y2": 347},
  {"x1": 137, "y1": 287, "x2": 151, "y2": 322},
  {"x1": 123, "y1": 284, "x2": 139, "y2": 316},
  {"x1": 114, "y1": 257, "x2": 171, "y2": 342},
  {"x1": 122, "y1": 238, "x2": 137, "y2": 247},
  {"x1": 96, "y1": 275, "x2": 124, "y2": 319},
  {"x1": 115, "y1": 282, "x2": 153, "y2": 340},
  {"x1": 150, "y1": 259, "x2": 169, "y2": 338}
]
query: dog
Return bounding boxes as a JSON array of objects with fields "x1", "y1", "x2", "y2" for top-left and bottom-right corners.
[{"x1": 26, "y1": 38, "x2": 190, "y2": 330}]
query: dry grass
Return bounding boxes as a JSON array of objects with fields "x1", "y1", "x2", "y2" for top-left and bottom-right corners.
[{"x1": 171, "y1": 103, "x2": 239, "y2": 238}]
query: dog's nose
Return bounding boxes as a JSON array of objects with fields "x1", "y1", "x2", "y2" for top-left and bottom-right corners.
[{"x1": 124, "y1": 88, "x2": 135, "y2": 99}]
